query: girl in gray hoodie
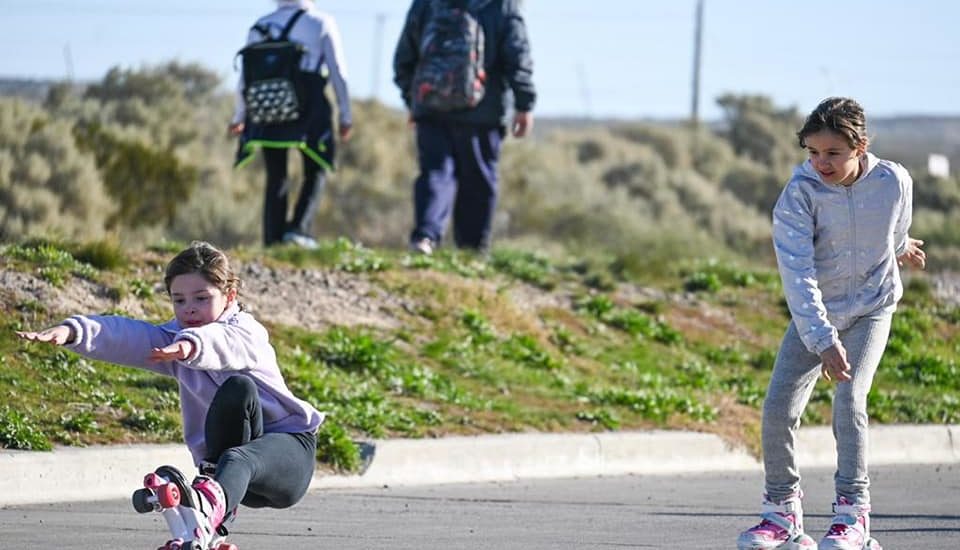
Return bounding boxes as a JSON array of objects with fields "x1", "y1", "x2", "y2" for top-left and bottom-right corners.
[
  {"x1": 17, "y1": 241, "x2": 323, "y2": 549},
  {"x1": 737, "y1": 98, "x2": 925, "y2": 550}
]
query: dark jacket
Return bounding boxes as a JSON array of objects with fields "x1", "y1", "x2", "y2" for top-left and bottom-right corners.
[{"x1": 393, "y1": 0, "x2": 536, "y2": 128}]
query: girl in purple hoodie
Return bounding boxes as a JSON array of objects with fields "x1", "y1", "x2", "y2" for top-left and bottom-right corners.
[{"x1": 17, "y1": 241, "x2": 323, "y2": 549}]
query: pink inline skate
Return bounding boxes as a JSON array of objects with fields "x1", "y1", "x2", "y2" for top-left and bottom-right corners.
[
  {"x1": 819, "y1": 497, "x2": 882, "y2": 550},
  {"x1": 737, "y1": 492, "x2": 818, "y2": 549}
]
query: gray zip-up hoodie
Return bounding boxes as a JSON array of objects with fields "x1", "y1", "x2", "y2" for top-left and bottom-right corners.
[
  {"x1": 62, "y1": 304, "x2": 324, "y2": 464},
  {"x1": 772, "y1": 152, "x2": 913, "y2": 354}
]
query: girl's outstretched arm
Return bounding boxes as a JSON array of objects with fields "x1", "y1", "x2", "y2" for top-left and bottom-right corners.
[{"x1": 53, "y1": 315, "x2": 179, "y2": 376}]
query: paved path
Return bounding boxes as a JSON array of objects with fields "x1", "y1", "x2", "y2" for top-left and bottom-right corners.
[
  {"x1": 1, "y1": 463, "x2": 958, "y2": 549},
  {"x1": 3, "y1": 425, "x2": 959, "y2": 506}
]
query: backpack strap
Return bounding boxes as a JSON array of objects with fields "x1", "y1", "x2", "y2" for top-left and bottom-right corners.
[
  {"x1": 251, "y1": 23, "x2": 271, "y2": 38},
  {"x1": 278, "y1": 9, "x2": 307, "y2": 41},
  {"x1": 249, "y1": 8, "x2": 306, "y2": 40}
]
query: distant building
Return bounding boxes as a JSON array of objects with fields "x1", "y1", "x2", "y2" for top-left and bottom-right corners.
[{"x1": 928, "y1": 154, "x2": 950, "y2": 178}]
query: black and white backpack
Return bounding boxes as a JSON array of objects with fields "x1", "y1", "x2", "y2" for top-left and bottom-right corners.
[{"x1": 237, "y1": 9, "x2": 308, "y2": 126}]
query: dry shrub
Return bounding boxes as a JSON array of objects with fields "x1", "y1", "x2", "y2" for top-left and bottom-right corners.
[{"x1": 0, "y1": 99, "x2": 111, "y2": 241}]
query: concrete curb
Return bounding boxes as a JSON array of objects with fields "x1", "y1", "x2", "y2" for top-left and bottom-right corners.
[
  {"x1": 1, "y1": 425, "x2": 957, "y2": 506},
  {"x1": 313, "y1": 430, "x2": 759, "y2": 489}
]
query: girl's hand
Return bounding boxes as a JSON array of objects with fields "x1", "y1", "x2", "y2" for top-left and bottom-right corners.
[
  {"x1": 16, "y1": 325, "x2": 73, "y2": 345},
  {"x1": 897, "y1": 238, "x2": 926, "y2": 269},
  {"x1": 149, "y1": 341, "x2": 194, "y2": 363},
  {"x1": 820, "y1": 343, "x2": 852, "y2": 382}
]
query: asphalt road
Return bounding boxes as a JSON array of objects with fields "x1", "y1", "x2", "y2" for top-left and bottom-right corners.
[{"x1": 2, "y1": 463, "x2": 957, "y2": 549}]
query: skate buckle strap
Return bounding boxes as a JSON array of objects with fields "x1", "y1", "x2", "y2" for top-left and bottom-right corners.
[
  {"x1": 834, "y1": 500, "x2": 871, "y2": 516},
  {"x1": 759, "y1": 510, "x2": 799, "y2": 534},
  {"x1": 761, "y1": 498, "x2": 800, "y2": 515}
]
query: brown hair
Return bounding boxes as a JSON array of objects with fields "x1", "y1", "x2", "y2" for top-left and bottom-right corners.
[
  {"x1": 163, "y1": 241, "x2": 241, "y2": 297},
  {"x1": 797, "y1": 97, "x2": 869, "y2": 151}
]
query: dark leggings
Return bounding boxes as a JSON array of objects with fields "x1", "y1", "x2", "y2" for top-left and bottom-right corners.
[{"x1": 204, "y1": 376, "x2": 317, "y2": 511}]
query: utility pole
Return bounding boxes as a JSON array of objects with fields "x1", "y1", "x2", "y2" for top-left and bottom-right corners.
[
  {"x1": 576, "y1": 62, "x2": 592, "y2": 119},
  {"x1": 63, "y1": 43, "x2": 75, "y2": 83},
  {"x1": 370, "y1": 13, "x2": 386, "y2": 100},
  {"x1": 690, "y1": 0, "x2": 704, "y2": 128}
]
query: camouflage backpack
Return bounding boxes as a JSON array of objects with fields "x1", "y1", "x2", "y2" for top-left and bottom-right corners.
[{"x1": 411, "y1": 0, "x2": 486, "y2": 112}]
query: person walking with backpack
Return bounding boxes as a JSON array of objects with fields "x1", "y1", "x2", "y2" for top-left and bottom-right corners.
[
  {"x1": 393, "y1": 0, "x2": 536, "y2": 255},
  {"x1": 230, "y1": 0, "x2": 353, "y2": 249}
]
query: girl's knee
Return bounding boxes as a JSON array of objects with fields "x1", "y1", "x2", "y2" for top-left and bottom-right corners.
[
  {"x1": 240, "y1": 484, "x2": 304, "y2": 509},
  {"x1": 213, "y1": 375, "x2": 258, "y2": 403},
  {"x1": 220, "y1": 375, "x2": 256, "y2": 393}
]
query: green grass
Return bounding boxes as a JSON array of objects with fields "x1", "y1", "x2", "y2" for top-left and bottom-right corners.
[
  {"x1": 2, "y1": 241, "x2": 99, "y2": 286},
  {"x1": 2, "y1": 238, "x2": 958, "y2": 472}
]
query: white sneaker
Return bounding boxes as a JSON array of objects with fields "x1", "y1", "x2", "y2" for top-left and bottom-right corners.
[
  {"x1": 410, "y1": 237, "x2": 434, "y2": 255},
  {"x1": 283, "y1": 231, "x2": 319, "y2": 250}
]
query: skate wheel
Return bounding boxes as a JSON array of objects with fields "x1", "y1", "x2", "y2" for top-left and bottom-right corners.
[
  {"x1": 216, "y1": 544, "x2": 238, "y2": 550},
  {"x1": 157, "y1": 482, "x2": 181, "y2": 508},
  {"x1": 132, "y1": 487, "x2": 156, "y2": 513}
]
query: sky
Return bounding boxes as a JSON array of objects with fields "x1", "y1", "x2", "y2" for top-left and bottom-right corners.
[{"x1": 2, "y1": 0, "x2": 958, "y2": 121}]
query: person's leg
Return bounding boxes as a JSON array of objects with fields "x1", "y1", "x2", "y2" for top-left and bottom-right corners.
[
  {"x1": 203, "y1": 375, "x2": 263, "y2": 464},
  {"x1": 450, "y1": 124, "x2": 502, "y2": 251},
  {"x1": 202, "y1": 375, "x2": 316, "y2": 511},
  {"x1": 762, "y1": 321, "x2": 824, "y2": 503},
  {"x1": 832, "y1": 314, "x2": 891, "y2": 504},
  {"x1": 262, "y1": 147, "x2": 290, "y2": 246},
  {"x1": 219, "y1": 431, "x2": 317, "y2": 510},
  {"x1": 201, "y1": 375, "x2": 263, "y2": 512},
  {"x1": 411, "y1": 120, "x2": 457, "y2": 246},
  {"x1": 288, "y1": 150, "x2": 326, "y2": 238}
]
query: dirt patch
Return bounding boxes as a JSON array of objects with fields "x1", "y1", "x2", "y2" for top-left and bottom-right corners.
[
  {"x1": 0, "y1": 261, "x2": 418, "y2": 332},
  {"x1": 236, "y1": 261, "x2": 416, "y2": 331}
]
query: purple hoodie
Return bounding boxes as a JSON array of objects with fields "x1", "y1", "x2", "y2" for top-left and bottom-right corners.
[{"x1": 62, "y1": 303, "x2": 324, "y2": 464}]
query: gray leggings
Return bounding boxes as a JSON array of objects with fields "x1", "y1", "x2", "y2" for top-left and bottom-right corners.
[{"x1": 761, "y1": 314, "x2": 891, "y2": 504}]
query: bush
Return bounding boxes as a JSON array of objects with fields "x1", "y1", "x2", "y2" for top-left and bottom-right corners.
[
  {"x1": 316, "y1": 421, "x2": 362, "y2": 472},
  {"x1": 0, "y1": 99, "x2": 111, "y2": 241}
]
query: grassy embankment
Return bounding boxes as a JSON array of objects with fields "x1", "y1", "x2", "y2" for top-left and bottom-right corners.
[{"x1": 1, "y1": 238, "x2": 957, "y2": 471}]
